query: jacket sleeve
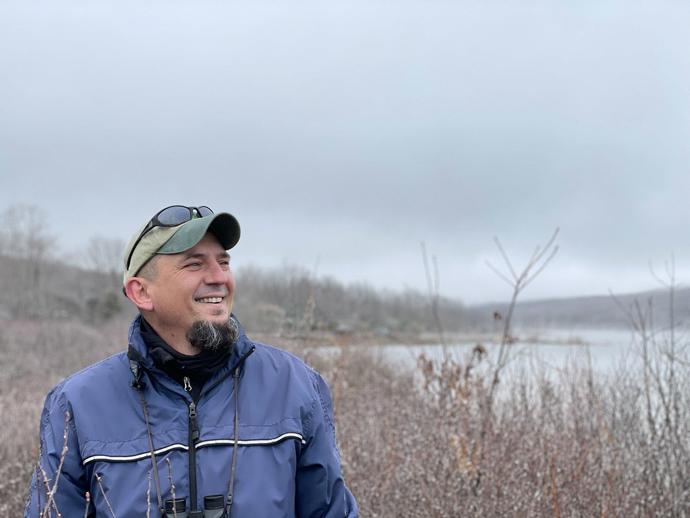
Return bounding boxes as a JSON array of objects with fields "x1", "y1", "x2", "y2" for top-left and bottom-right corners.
[
  {"x1": 296, "y1": 370, "x2": 358, "y2": 518},
  {"x1": 25, "y1": 387, "x2": 92, "y2": 518}
]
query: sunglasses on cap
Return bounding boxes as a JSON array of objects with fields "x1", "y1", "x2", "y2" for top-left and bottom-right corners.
[{"x1": 125, "y1": 205, "x2": 214, "y2": 269}]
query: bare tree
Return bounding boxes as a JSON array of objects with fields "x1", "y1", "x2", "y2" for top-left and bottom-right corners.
[
  {"x1": 0, "y1": 204, "x2": 53, "y2": 315},
  {"x1": 0, "y1": 203, "x2": 52, "y2": 265},
  {"x1": 85, "y1": 236, "x2": 125, "y2": 284}
]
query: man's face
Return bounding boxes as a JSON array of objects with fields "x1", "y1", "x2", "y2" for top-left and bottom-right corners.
[{"x1": 145, "y1": 233, "x2": 235, "y2": 343}]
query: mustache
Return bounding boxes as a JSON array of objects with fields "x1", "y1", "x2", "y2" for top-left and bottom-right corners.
[{"x1": 193, "y1": 284, "x2": 229, "y2": 299}]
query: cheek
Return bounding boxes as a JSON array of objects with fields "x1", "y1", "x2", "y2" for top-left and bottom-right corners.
[{"x1": 226, "y1": 272, "x2": 236, "y2": 293}]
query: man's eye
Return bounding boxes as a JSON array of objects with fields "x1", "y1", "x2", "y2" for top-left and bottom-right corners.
[{"x1": 186, "y1": 262, "x2": 202, "y2": 268}]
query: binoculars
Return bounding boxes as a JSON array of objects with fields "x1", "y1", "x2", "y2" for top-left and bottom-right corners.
[{"x1": 164, "y1": 495, "x2": 225, "y2": 518}]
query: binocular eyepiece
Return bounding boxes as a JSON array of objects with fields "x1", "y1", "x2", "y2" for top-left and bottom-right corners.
[{"x1": 164, "y1": 495, "x2": 225, "y2": 518}]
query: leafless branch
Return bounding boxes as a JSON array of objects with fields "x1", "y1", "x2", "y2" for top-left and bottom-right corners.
[
  {"x1": 42, "y1": 412, "x2": 70, "y2": 517},
  {"x1": 38, "y1": 463, "x2": 61, "y2": 518},
  {"x1": 485, "y1": 260, "x2": 514, "y2": 287},
  {"x1": 475, "y1": 227, "x2": 560, "y2": 494},
  {"x1": 493, "y1": 236, "x2": 518, "y2": 282},
  {"x1": 166, "y1": 458, "x2": 177, "y2": 518},
  {"x1": 486, "y1": 227, "x2": 560, "y2": 397},
  {"x1": 146, "y1": 471, "x2": 152, "y2": 518},
  {"x1": 420, "y1": 242, "x2": 447, "y2": 354},
  {"x1": 522, "y1": 245, "x2": 559, "y2": 290},
  {"x1": 95, "y1": 473, "x2": 116, "y2": 518}
]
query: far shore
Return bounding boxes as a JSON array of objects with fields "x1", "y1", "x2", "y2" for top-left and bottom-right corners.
[{"x1": 252, "y1": 327, "x2": 632, "y2": 349}]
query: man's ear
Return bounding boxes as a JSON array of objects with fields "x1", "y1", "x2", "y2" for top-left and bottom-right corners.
[{"x1": 124, "y1": 277, "x2": 154, "y2": 312}]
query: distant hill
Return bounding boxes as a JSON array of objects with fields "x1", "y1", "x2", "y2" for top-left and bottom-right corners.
[{"x1": 473, "y1": 288, "x2": 690, "y2": 329}]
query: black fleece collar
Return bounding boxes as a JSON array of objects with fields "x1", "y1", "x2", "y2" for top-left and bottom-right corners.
[{"x1": 139, "y1": 317, "x2": 233, "y2": 400}]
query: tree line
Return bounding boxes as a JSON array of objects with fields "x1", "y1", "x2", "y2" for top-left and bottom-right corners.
[{"x1": 0, "y1": 204, "x2": 466, "y2": 336}]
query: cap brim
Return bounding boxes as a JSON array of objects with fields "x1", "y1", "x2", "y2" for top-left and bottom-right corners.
[{"x1": 157, "y1": 213, "x2": 240, "y2": 254}]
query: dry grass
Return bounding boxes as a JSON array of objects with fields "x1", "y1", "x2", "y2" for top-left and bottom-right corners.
[
  {"x1": 0, "y1": 318, "x2": 123, "y2": 516},
  {"x1": 308, "y1": 343, "x2": 690, "y2": 517},
  {"x1": 4, "y1": 319, "x2": 689, "y2": 517}
]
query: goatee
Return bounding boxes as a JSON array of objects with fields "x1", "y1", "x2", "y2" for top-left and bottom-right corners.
[{"x1": 186, "y1": 316, "x2": 239, "y2": 352}]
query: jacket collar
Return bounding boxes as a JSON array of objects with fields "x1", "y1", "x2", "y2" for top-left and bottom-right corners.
[{"x1": 127, "y1": 314, "x2": 254, "y2": 377}]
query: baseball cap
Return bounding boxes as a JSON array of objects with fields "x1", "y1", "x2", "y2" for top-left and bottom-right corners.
[{"x1": 123, "y1": 207, "x2": 240, "y2": 285}]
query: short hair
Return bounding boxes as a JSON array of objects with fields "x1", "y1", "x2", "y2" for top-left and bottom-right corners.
[{"x1": 137, "y1": 255, "x2": 160, "y2": 281}]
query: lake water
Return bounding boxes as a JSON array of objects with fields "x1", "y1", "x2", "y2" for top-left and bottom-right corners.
[{"x1": 374, "y1": 327, "x2": 641, "y2": 374}]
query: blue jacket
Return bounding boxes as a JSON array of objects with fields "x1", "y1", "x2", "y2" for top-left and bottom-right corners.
[{"x1": 26, "y1": 316, "x2": 358, "y2": 517}]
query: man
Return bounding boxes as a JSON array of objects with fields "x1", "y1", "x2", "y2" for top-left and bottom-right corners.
[{"x1": 26, "y1": 205, "x2": 358, "y2": 517}]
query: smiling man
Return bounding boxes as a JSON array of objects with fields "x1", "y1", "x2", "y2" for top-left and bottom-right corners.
[{"x1": 26, "y1": 205, "x2": 358, "y2": 517}]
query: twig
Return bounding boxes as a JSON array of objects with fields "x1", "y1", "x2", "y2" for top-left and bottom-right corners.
[
  {"x1": 474, "y1": 228, "x2": 559, "y2": 494},
  {"x1": 95, "y1": 473, "x2": 116, "y2": 518},
  {"x1": 522, "y1": 245, "x2": 559, "y2": 289},
  {"x1": 38, "y1": 463, "x2": 61, "y2": 518},
  {"x1": 485, "y1": 259, "x2": 514, "y2": 287},
  {"x1": 146, "y1": 471, "x2": 152, "y2": 518},
  {"x1": 166, "y1": 458, "x2": 177, "y2": 518},
  {"x1": 43, "y1": 412, "x2": 71, "y2": 517},
  {"x1": 420, "y1": 242, "x2": 447, "y2": 355},
  {"x1": 494, "y1": 236, "x2": 518, "y2": 282},
  {"x1": 487, "y1": 228, "x2": 559, "y2": 408}
]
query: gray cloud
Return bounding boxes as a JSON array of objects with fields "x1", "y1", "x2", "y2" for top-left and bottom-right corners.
[{"x1": 1, "y1": 0, "x2": 689, "y2": 303}]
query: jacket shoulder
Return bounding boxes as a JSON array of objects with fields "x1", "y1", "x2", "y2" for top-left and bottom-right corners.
[
  {"x1": 248, "y1": 340, "x2": 322, "y2": 385},
  {"x1": 45, "y1": 351, "x2": 130, "y2": 405},
  {"x1": 240, "y1": 340, "x2": 329, "y2": 432}
]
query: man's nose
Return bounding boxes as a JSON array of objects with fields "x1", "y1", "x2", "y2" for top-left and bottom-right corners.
[{"x1": 205, "y1": 261, "x2": 229, "y2": 284}]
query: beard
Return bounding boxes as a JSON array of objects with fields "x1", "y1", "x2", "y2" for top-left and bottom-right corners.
[{"x1": 186, "y1": 316, "x2": 239, "y2": 353}]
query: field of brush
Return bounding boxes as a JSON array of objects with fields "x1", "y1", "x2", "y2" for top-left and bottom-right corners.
[{"x1": 4, "y1": 316, "x2": 689, "y2": 517}]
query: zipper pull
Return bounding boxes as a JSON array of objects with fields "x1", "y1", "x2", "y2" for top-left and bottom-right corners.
[
  {"x1": 183, "y1": 376, "x2": 192, "y2": 393},
  {"x1": 189, "y1": 401, "x2": 200, "y2": 441}
]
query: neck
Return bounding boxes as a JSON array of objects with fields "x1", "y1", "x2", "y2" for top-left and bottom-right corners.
[{"x1": 142, "y1": 315, "x2": 200, "y2": 356}]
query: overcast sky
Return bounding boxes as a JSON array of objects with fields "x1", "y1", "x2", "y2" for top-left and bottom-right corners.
[{"x1": 1, "y1": 0, "x2": 689, "y2": 304}]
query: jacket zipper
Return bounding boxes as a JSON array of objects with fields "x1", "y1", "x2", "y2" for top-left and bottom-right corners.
[
  {"x1": 181, "y1": 348, "x2": 254, "y2": 514},
  {"x1": 184, "y1": 376, "x2": 200, "y2": 513}
]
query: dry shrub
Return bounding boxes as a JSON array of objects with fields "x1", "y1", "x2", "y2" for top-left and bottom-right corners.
[
  {"x1": 0, "y1": 317, "x2": 124, "y2": 516},
  {"x1": 5, "y1": 320, "x2": 689, "y2": 517},
  {"x1": 312, "y1": 344, "x2": 689, "y2": 517}
]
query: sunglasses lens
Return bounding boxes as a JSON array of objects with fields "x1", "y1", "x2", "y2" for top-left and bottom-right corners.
[
  {"x1": 197, "y1": 206, "x2": 214, "y2": 217},
  {"x1": 157, "y1": 205, "x2": 192, "y2": 226}
]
